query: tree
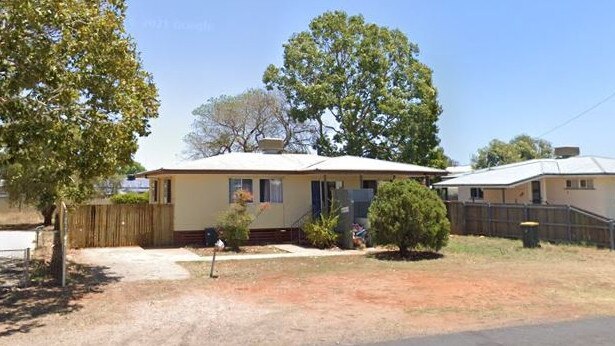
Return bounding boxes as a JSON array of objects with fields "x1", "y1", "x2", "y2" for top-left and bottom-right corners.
[
  {"x1": 184, "y1": 89, "x2": 316, "y2": 158},
  {"x1": 472, "y1": 135, "x2": 554, "y2": 169},
  {"x1": 368, "y1": 179, "x2": 449, "y2": 257},
  {"x1": 263, "y1": 11, "x2": 447, "y2": 167},
  {"x1": 121, "y1": 161, "x2": 146, "y2": 176},
  {"x1": 0, "y1": 0, "x2": 159, "y2": 225},
  {"x1": 96, "y1": 160, "x2": 146, "y2": 197}
]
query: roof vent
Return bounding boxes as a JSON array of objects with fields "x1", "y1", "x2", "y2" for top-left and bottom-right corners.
[
  {"x1": 554, "y1": 146, "x2": 580, "y2": 159},
  {"x1": 258, "y1": 138, "x2": 285, "y2": 154}
]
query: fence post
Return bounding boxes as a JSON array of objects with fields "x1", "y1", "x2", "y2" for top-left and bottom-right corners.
[
  {"x1": 24, "y1": 248, "x2": 30, "y2": 287},
  {"x1": 524, "y1": 204, "x2": 530, "y2": 220},
  {"x1": 461, "y1": 202, "x2": 467, "y2": 235},
  {"x1": 609, "y1": 220, "x2": 614, "y2": 251},
  {"x1": 487, "y1": 203, "x2": 492, "y2": 236},
  {"x1": 567, "y1": 205, "x2": 572, "y2": 242}
]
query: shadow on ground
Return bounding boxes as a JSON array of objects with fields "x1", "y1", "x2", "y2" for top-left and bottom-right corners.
[
  {"x1": 0, "y1": 260, "x2": 120, "y2": 337},
  {"x1": 368, "y1": 250, "x2": 444, "y2": 262}
]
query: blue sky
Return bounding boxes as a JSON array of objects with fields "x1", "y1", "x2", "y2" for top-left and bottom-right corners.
[{"x1": 126, "y1": 0, "x2": 615, "y2": 169}]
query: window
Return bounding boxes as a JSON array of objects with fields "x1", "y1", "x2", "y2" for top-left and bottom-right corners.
[
  {"x1": 470, "y1": 187, "x2": 484, "y2": 200},
  {"x1": 565, "y1": 179, "x2": 593, "y2": 190},
  {"x1": 260, "y1": 179, "x2": 283, "y2": 203},
  {"x1": 229, "y1": 178, "x2": 253, "y2": 202},
  {"x1": 163, "y1": 179, "x2": 172, "y2": 204},
  {"x1": 152, "y1": 180, "x2": 158, "y2": 203}
]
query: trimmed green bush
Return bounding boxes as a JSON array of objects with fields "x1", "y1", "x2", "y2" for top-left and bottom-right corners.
[
  {"x1": 368, "y1": 179, "x2": 450, "y2": 256},
  {"x1": 217, "y1": 190, "x2": 268, "y2": 251},
  {"x1": 110, "y1": 192, "x2": 149, "y2": 204},
  {"x1": 303, "y1": 208, "x2": 339, "y2": 249}
]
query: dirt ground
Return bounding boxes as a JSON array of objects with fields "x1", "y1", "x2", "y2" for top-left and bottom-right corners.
[{"x1": 2, "y1": 236, "x2": 615, "y2": 345}]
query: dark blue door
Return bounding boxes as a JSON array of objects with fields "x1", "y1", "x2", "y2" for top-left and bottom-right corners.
[{"x1": 311, "y1": 181, "x2": 321, "y2": 217}]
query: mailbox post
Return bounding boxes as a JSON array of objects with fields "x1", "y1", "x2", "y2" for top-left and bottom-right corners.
[{"x1": 210, "y1": 239, "x2": 225, "y2": 278}]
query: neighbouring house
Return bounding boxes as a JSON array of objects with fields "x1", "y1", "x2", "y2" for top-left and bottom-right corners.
[
  {"x1": 137, "y1": 138, "x2": 446, "y2": 245},
  {"x1": 434, "y1": 147, "x2": 615, "y2": 218},
  {"x1": 439, "y1": 165, "x2": 473, "y2": 200}
]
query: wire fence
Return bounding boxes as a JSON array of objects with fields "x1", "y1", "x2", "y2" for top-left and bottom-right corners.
[{"x1": 0, "y1": 248, "x2": 30, "y2": 289}]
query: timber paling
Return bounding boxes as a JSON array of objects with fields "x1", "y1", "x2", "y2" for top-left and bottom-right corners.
[
  {"x1": 445, "y1": 201, "x2": 615, "y2": 249},
  {"x1": 68, "y1": 204, "x2": 174, "y2": 248}
]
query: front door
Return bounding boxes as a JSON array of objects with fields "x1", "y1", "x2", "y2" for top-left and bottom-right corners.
[
  {"x1": 311, "y1": 181, "x2": 321, "y2": 217},
  {"x1": 531, "y1": 181, "x2": 541, "y2": 204}
]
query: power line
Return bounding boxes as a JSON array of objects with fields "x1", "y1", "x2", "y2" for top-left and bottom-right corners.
[{"x1": 538, "y1": 89, "x2": 615, "y2": 138}]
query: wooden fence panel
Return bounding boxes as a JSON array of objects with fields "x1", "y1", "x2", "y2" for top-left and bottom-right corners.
[
  {"x1": 68, "y1": 204, "x2": 174, "y2": 248},
  {"x1": 445, "y1": 202, "x2": 613, "y2": 249}
]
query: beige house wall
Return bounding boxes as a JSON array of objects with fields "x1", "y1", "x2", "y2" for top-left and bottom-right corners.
[
  {"x1": 455, "y1": 176, "x2": 615, "y2": 218},
  {"x1": 150, "y1": 173, "x2": 398, "y2": 232}
]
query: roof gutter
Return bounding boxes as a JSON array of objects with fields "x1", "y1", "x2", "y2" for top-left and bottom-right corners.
[{"x1": 137, "y1": 168, "x2": 447, "y2": 178}]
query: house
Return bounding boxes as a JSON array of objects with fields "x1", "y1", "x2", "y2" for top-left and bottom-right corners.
[
  {"x1": 137, "y1": 138, "x2": 446, "y2": 245},
  {"x1": 434, "y1": 147, "x2": 615, "y2": 218},
  {"x1": 439, "y1": 165, "x2": 473, "y2": 200}
]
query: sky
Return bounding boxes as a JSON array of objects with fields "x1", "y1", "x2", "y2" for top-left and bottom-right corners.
[{"x1": 125, "y1": 0, "x2": 615, "y2": 170}]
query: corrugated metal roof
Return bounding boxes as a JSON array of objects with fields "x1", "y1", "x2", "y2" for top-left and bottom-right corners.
[
  {"x1": 434, "y1": 156, "x2": 615, "y2": 188},
  {"x1": 138, "y1": 152, "x2": 445, "y2": 176}
]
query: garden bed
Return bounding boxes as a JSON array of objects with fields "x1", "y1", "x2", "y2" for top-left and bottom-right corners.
[{"x1": 186, "y1": 245, "x2": 288, "y2": 257}]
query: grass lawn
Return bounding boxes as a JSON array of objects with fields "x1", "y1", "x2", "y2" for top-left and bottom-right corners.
[
  {"x1": 3, "y1": 235, "x2": 614, "y2": 345},
  {"x1": 180, "y1": 235, "x2": 615, "y2": 340}
]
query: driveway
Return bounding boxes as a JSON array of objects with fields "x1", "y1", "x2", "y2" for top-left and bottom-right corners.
[
  {"x1": 0, "y1": 230, "x2": 36, "y2": 253},
  {"x1": 376, "y1": 316, "x2": 615, "y2": 346},
  {"x1": 70, "y1": 247, "x2": 202, "y2": 282}
]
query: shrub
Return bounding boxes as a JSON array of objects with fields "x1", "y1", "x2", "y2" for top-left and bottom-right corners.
[
  {"x1": 217, "y1": 190, "x2": 268, "y2": 251},
  {"x1": 303, "y1": 206, "x2": 340, "y2": 249},
  {"x1": 368, "y1": 179, "x2": 450, "y2": 256},
  {"x1": 110, "y1": 192, "x2": 149, "y2": 204}
]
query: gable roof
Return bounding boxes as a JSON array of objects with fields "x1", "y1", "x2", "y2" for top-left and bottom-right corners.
[
  {"x1": 434, "y1": 156, "x2": 615, "y2": 188},
  {"x1": 137, "y1": 152, "x2": 445, "y2": 177}
]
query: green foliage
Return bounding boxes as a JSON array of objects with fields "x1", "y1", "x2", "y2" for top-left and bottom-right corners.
[
  {"x1": 472, "y1": 135, "x2": 554, "y2": 169},
  {"x1": 263, "y1": 11, "x2": 446, "y2": 167},
  {"x1": 368, "y1": 179, "x2": 450, "y2": 256},
  {"x1": 110, "y1": 192, "x2": 149, "y2": 204},
  {"x1": 121, "y1": 161, "x2": 146, "y2": 176},
  {"x1": 217, "y1": 190, "x2": 266, "y2": 251},
  {"x1": 0, "y1": 0, "x2": 159, "y2": 212},
  {"x1": 184, "y1": 88, "x2": 316, "y2": 158},
  {"x1": 303, "y1": 209, "x2": 340, "y2": 249}
]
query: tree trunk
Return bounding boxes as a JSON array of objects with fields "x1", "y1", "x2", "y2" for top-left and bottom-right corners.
[
  {"x1": 399, "y1": 244, "x2": 409, "y2": 258},
  {"x1": 41, "y1": 205, "x2": 56, "y2": 226},
  {"x1": 49, "y1": 227, "x2": 63, "y2": 283}
]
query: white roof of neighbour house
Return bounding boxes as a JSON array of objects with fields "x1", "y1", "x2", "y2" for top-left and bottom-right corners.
[
  {"x1": 137, "y1": 152, "x2": 446, "y2": 177},
  {"x1": 434, "y1": 156, "x2": 615, "y2": 188}
]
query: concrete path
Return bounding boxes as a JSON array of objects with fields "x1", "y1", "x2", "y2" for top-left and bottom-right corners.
[
  {"x1": 190, "y1": 244, "x2": 379, "y2": 262},
  {"x1": 375, "y1": 316, "x2": 615, "y2": 346},
  {"x1": 70, "y1": 247, "x2": 202, "y2": 282}
]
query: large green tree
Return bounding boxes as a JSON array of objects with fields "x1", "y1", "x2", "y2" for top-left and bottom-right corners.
[
  {"x1": 0, "y1": 0, "x2": 159, "y2": 224},
  {"x1": 263, "y1": 11, "x2": 446, "y2": 167},
  {"x1": 472, "y1": 135, "x2": 554, "y2": 169}
]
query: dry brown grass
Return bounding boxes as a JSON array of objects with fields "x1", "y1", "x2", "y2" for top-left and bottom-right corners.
[
  {"x1": 0, "y1": 210, "x2": 43, "y2": 229},
  {"x1": 2, "y1": 236, "x2": 614, "y2": 345}
]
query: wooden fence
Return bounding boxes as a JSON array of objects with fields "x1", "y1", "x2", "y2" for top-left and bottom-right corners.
[
  {"x1": 446, "y1": 202, "x2": 615, "y2": 249},
  {"x1": 68, "y1": 204, "x2": 174, "y2": 248}
]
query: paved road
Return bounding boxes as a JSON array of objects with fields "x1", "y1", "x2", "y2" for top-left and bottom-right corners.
[{"x1": 376, "y1": 317, "x2": 615, "y2": 346}]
